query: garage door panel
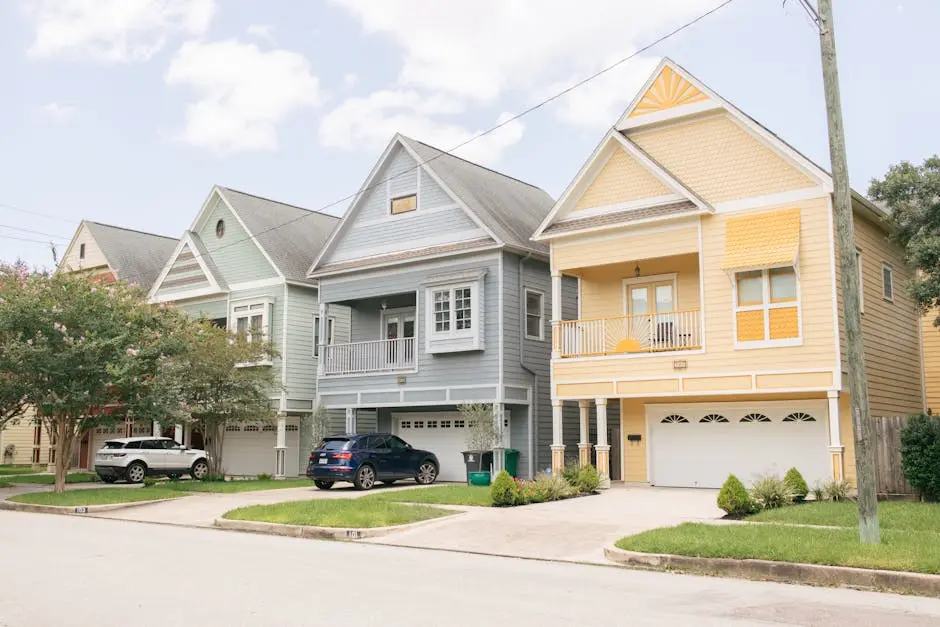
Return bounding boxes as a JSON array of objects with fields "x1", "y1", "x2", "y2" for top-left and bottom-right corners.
[
  {"x1": 222, "y1": 419, "x2": 301, "y2": 477},
  {"x1": 394, "y1": 412, "x2": 466, "y2": 482}
]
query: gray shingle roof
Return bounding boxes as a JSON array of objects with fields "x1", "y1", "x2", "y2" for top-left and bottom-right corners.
[
  {"x1": 218, "y1": 187, "x2": 340, "y2": 283},
  {"x1": 399, "y1": 136, "x2": 554, "y2": 254},
  {"x1": 314, "y1": 238, "x2": 496, "y2": 275},
  {"x1": 542, "y1": 201, "x2": 700, "y2": 236},
  {"x1": 84, "y1": 222, "x2": 178, "y2": 291}
]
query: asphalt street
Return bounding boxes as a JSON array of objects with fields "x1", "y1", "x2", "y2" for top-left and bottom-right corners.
[{"x1": 1, "y1": 510, "x2": 939, "y2": 627}]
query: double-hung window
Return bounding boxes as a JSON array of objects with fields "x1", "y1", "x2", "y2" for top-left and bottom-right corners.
[
  {"x1": 230, "y1": 300, "x2": 272, "y2": 353},
  {"x1": 424, "y1": 273, "x2": 485, "y2": 353},
  {"x1": 313, "y1": 315, "x2": 335, "y2": 357},
  {"x1": 734, "y1": 266, "x2": 800, "y2": 347},
  {"x1": 432, "y1": 285, "x2": 473, "y2": 334},
  {"x1": 882, "y1": 262, "x2": 894, "y2": 302},
  {"x1": 525, "y1": 289, "x2": 544, "y2": 340}
]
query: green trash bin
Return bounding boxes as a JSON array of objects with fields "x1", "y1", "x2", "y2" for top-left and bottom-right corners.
[{"x1": 504, "y1": 448, "x2": 520, "y2": 478}]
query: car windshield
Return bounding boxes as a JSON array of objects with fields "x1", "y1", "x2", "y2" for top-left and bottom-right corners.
[
  {"x1": 318, "y1": 438, "x2": 351, "y2": 451},
  {"x1": 103, "y1": 441, "x2": 125, "y2": 449}
]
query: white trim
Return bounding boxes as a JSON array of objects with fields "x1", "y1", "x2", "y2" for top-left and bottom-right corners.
[
  {"x1": 230, "y1": 296, "x2": 274, "y2": 344},
  {"x1": 313, "y1": 314, "x2": 336, "y2": 357},
  {"x1": 317, "y1": 251, "x2": 500, "y2": 284},
  {"x1": 280, "y1": 283, "x2": 289, "y2": 412},
  {"x1": 622, "y1": 274, "x2": 679, "y2": 318},
  {"x1": 556, "y1": 194, "x2": 682, "y2": 222},
  {"x1": 576, "y1": 277, "x2": 582, "y2": 320},
  {"x1": 540, "y1": 208, "x2": 706, "y2": 243},
  {"x1": 612, "y1": 134, "x2": 711, "y2": 212},
  {"x1": 856, "y1": 248, "x2": 864, "y2": 315},
  {"x1": 379, "y1": 308, "x2": 415, "y2": 340},
  {"x1": 524, "y1": 287, "x2": 546, "y2": 341},
  {"x1": 150, "y1": 285, "x2": 225, "y2": 304},
  {"x1": 497, "y1": 252, "x2": 504, "y2": 403},
  {"x1": 319, "y1": 383, "x2": 501, "y2": 409},
  {"x1": 712, "y1": 186, "x2": 828, "y2": 214},
  {"x1": 229, "y1": 277, "x2": 285, "y2": 292},
  {"x1": 329, "y1": 229, "x2": 487, "y2": 264},
  {"x1": 310, "y1": 244, "x2": 502, "y2": 279},
  {"x1": 554, "y1": 366, "x2": 834, "y2": 383},
  {"x1": 147, "y1": 231, "x2": 225, "y2": 302},
  {"x1": 731, "y1": 266, "x2": 802, "y2": 349},
  {"x1": 555, "y1": 348, "x2": 706, "y2": 363},
  {"x1": 826, "y1": 195, "x2": 843, "y2": 387},
  {"x1": 881, "y1": 262, "x2": 894, "y2": 302},
  {"x1": 424, "y1": 281, "x2": 481, "y2": 350},
  {"x1": 697, "y1": 217, "x2": 707, "y2": 353},
  {"x1": 618, "y1": 99, "x2": 723, "y2": 130}
]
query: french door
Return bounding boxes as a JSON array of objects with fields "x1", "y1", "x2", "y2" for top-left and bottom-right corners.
[
  {"x1": 626, "y1": 281, "x2": 676, "y2": 349},
  {"x1": 382, "y1": 310, "x2": 416, "y2": 365}
]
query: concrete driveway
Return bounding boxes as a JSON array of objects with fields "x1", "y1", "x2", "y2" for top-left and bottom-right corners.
[{"x1": 364, "y1": 485, "x2": 722, "y2": 564}]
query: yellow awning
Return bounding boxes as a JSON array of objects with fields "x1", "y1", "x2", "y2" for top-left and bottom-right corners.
[{"x1": 722, "y1": 208, "x2": 801, "y2": 272}]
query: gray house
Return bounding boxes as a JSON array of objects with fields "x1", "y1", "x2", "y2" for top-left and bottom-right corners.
[
  {"x1": 308, "y1": 135, "x2": 587, "y2": 481},
  {"x1": 148, "y1": 186, "x2": 341, "y2": 477}
]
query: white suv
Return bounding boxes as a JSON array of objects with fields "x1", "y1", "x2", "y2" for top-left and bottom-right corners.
[{"x1": 94, "y1": 437, "x2": 209, "y2": 484}]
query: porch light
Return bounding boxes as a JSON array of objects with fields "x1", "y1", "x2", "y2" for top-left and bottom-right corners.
[
  {"x1": 381, "y1": 300, "x2": 387, "y2": 310},
  {"x1": 634, "y1": 263, "x2": 641, "y2": 278}
]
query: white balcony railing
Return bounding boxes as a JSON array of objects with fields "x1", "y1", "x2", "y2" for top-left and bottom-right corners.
[
  {"x1": 322, "y1": 337, "x2": 416, "y2": 375},
  {"x1": 555, "y1": 310, "x2": 701, "y2": 358}
]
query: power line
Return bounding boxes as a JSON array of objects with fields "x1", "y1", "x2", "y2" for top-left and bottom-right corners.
[
  {"x1": 0, "y1": 224, "x2": 70, "y2": 241},
  {"x1": 0, "y1": 202, "x2": 79, "y2": 226},
  {"x1": 0, "y1": 233, "x2": 55, "y2": 246},
  {"x1": 73, "y1": 0, "x2": 740, "y2": 286}
]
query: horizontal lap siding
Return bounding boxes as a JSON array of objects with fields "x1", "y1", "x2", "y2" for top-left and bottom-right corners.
[
  {"x1": 579, "y1": 253, "x2": 699, "y2": 320},
  {"x1": 575, "y1": 148, "x2": 672, "y2": 211},
  {"x1": 285, "y1": 285, "x2": 328, "y2": 402},
  {"x1": 177, "y1": 298, "x2": 228, "y2": 321},
  {"x1": 198, "y1": 196, "x2": 278, "y2": 284},
  {"x1": 60, "y1": 224, "x2": 108, "y2": 271},
  {"x1": 553, "y1": 222, "x2": 698, "y2": 272},
  {"x1": 922, "y1": 311, "x2": 940, "y2": 412}
]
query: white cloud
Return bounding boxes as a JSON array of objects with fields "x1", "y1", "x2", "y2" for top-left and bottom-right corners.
[
  {"x1": 165, "y1": 40, "x2": 321, "y2": 154},
  {"x1": 246, "y1": 24, "x2": 275, "y2": 43},
  {"x1": 319, "y1": 89, "x2": 523, "y2": 166},
  {"x1": 39, "y1": 102, "x2": 77, "y2": 123},
  {"x1": 342, "y1": 73, "x2": 359, "y2": 88},
  {"x1": 27, "y1": 0, "x2": 215, "y2": 62}
]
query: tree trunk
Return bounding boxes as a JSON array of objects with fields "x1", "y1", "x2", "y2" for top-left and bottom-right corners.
[
  {"x1": 204, "y1": 422, "x2": 225, "y2": 477},
  {"x1": 53, "y1": 419, "x2": 73, "y2": 494}
]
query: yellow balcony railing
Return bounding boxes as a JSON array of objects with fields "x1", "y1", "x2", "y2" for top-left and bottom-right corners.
[{"x1": 554, "y1": 310, "x2": 701, "y2": 358}]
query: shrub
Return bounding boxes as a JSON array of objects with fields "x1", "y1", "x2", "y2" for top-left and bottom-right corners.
[
  {"x1": 900, "y1": 414, "x2": 940, "y2": 501},
  {"x1": 750, "y1": 475, "x2": 793, "y2": 510},
  {"x1": 561, "y1": 461, "x2": 580, "y2": 488},
  {"x1": 256, "y1": 473, "x2": 272, "y2": 481},
  {"x1": 576, "y1": 464, "x2": 600, "y2": 494},
  {"x1": 491, "y1": 470, "x2": 516, "y2": 507},
  {"x1": 811, "y1": 482, "x2": 825, "y2": 502},
  {"x1": 534, "y1": 472, "x2": 576, "y2": 501},
  {"x1": 513, "y1": 478, "x2": 544, "y2": 505},
  {"x1": 142, "y1": 477, "x2": 157, "y2": 488},
  {"x1": 822, "y1": 479, "x2": 850, "y2": 502},
  {"x1": 716, "y1": 474, "x2": 758, "y2": 517},
  {"x1": 784, "y1": 468, "x2": 809, "y2": 502}
]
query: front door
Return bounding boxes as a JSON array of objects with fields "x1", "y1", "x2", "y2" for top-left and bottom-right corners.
[
  {"x1": 627, "y1": 281, "x2": 675, "y2": 349},
  {"x1": 382, "y1": 310, "x2": 416, "y2": 367}
]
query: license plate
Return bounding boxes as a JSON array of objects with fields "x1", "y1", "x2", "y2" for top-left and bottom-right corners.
[{"x1": 318, "y1": 458, "x2": 328, "y2": 465}]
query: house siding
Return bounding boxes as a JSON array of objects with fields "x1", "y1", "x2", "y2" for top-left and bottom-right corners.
[
  {"x1": 196, "y1": 196, "x2": 279, "y2": 285},
  {"x1": 922, "y1": 311, "x2": 940, "y2": 414},
  {"x1": 59, "y1": 223, "x2": 108, "y2": 273}
]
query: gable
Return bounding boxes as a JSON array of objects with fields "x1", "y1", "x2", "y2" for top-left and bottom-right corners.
[
  {"x1": 628, "y1": 65, "x2": 711, "y2": 119},
  {"x1": 628, "y1": 112, "x2": 816, "y2": 205},
  {"x1": 320, "y1": 144, "x2": 490, "y2": 267},
  {"x1": 574, "y1": 148, "x2": 674, "y2": 212},
  {"x1": 152, "y1": 242, "x2": 213, "y2": 299},
  {"x1": 59, "y1": 223, "x2": 109, "y2": 273},
  {"x1": 195, "y1": 194, "x2": 279, "y2": 284}
]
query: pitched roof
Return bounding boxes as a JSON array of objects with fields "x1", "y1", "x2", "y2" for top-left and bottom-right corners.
[
  {"x1": 217, "y1": 187, "x2": 340, "y2": 283},
  {"x1": 83, "y1": 222, "x2": 178, "y2": 291},
  {"x1": 399, "y1": 136, "x2": 555, "y2": 254},
  {"x1": 542, "y1": 200, "x2": 700, "y2": 236},
  {"x1": 314, "y1": 238, "x2": 497, "y2": 276}
]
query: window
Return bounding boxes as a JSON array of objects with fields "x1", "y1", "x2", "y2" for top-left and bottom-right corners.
[
  {"x1": 225, "y1": 425, "x2": 241, "y2": 432},
  {"x1": 740, "y1": 413, "x2": 771, "y2": 423},
  {"x1": 427, "y1": 420, "x2": 438, "y2": 429},
  {"x1": 433, "y1": 290, "x2": 451, "y2": 332},
  {"x1": 454, "y1": 419, "x2": 466, "y2": 428},
  {"x1": 261, "y1": 424, "x2": 276, "y2": 432},
  {"x1": 313, "y1": 315, "x2": 335, "y2": 357},
  {"x1": 216, "y1": 219, "x2": 225, "y2": 238},
  {"x1": 734, "y1": 266, "x2": 800, "y2": 346},
  {"x1": 783, "y1": 412, "x2": 816, "y2": 422},
  {"x1": 390, "y1": 194, "x2": 417, "y2": 215},
  {"x1": 231, "y1": 301, "x2": 270, "y2": 344},
  {"x1": 700, "y1": 414, "x2": 728, "y2": 423},
  {"x1": 424, "y1": 275, "x2": 484, "y2": 353},
  {"x1": 285, "y1": 424, "x2": 299, "y2": 432},
  {"x1": 387, "y1": 436, "x2": 408, "y2": 450},
  {"x1": 244, "y1": 425, "x2": 259, "y2": 432},
  {"x1": 79, "y1": 243, "x2": 86, "y2": 260},
  {"x1": 856, "y1": 249, "x2": 864, "y2": 314},
  {"x1": 455, "y1": 288, "x2": 472, "y2": 330},
  {"x1": 525, "y1": 290, "x2": 544, "y2": 340},
  {"x1": 140, "y1": 440, "x2": 163, "y2": 449},
  {"x1": 400, "y1": 420, "x2": 412, "y2": 429},
  {"x1": 413, "y1": 420, "x2": 424, "y2": 429},
  {"x1": 125, "y1": 441, "x2": 142, "y2": 449},
  {"x1": 441, "y1": 420, "x2": 452, "y2": 428},
  {"x1": 882, "y1": 263, "x2": 894, "y2": 301},
  {"x1": 661, "y1": 415, "x2": 688, "y2": 423}
]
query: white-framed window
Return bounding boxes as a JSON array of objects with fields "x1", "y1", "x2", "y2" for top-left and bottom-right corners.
[
  {"x1": 423, "y1": 273, "x2": 485, "y2": 353},
  {"x1": 313, "y1": 315, "x2": 335, "y2": 357},
  {"x1": 390, "y1": 193, "x2": 417, "y2": 215},
  {"x1": 882, "y1": 262, "x2": 894, "y2": 302},
  {"x1": 733, "y1": 265, "x2": 801, "y2": 348},
  {"x1": 524, "y1": 289, "x2": 544, "y2": 340},
  {"x1": 231, "y1": 300, "x2": 271, "y2": 343},
  {"x1": 856, "y1": 249, "x2": 864, "y2": 314},
  {"x1": 430, "y1": 285, "x2": 474, "y2": 335}
]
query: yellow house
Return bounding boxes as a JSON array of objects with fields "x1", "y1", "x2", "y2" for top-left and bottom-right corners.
[{"x1": 532, "y1": 59, "x2": 924, "y2": 490}]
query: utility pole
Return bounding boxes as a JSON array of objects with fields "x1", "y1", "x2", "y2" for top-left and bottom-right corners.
[{"x1": 813, "y1": 0, "x2": 880, "y2": 543}]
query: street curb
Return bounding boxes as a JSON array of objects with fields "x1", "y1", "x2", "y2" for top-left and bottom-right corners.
[
  {"x1": 214, "y1": 510, "x2": 462, "y2": 541},
  {"x1": 0, "y1": 496, "x2": 185, "y2": 516},
  {"x1": 604, "y1": 546, "x2": 940, "y2": 597}
]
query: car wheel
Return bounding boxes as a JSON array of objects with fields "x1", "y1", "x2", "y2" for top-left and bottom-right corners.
[
  {"x1": 314, "y1": 480, "x2": 334, "y2": 490},
  {"x1": 416, "y1": 461, "x2": 438, "y2": 485},
  {"x1": 100, "y1": 476, "x2": 117, "y2": 484},
  {"x1": 353, "y1": 465, "x2": 376, "y2": 490},
  {"x1": 190, "y1": 459, "x2": 209, "y2": 481},
  {"x1": 125, "y1": 462, "x2": 146, "y2": 484}
]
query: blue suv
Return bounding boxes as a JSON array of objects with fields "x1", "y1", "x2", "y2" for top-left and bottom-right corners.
[{"x1": 306, "y1": 433, "x2": 440, "y2": 490}]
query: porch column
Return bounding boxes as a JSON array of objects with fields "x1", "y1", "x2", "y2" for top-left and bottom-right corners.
[
  {"x1": 827, "y1": 390, "x2": 844, "y2": 481},
  {"x1": 594, "y1": 398, "x2": 611, "y2": 489},
  {"x1": 316, "y1": 302, "x2": 329, "y2": 376},
  {"x1": 174, "y1": 424, "x2": 184, "y2": 444},
  {"x1": 551, "y1": 400, "x2": 565, "y2": 474},
  {"x1": 274, "y1": 413, "x2": 287, "y2": 479},
  {"x1": 152, "y1": 420, "x2": 161, "y2": 437},
  {"x1": 345, "y1": 407, "x2": 357, "y2": 434},
  {"x1": 551, "y1": 271, "x2": 562, "y2": 359},
  {"x1": 578, "y1": 400, "x2": 592, "y2": 468},
  {"x1": 492, "y1": 404, "x2": 506, "y2": 476}
]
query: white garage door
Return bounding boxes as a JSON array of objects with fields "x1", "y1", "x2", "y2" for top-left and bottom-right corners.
[
  {"x1": 394, "y1": 412, "x2": 468, "y2": 482},
  {"x1": 648, "y1": 401, "x2": 830, "y2": 488},
  {"x1": 222, "y1": 419, "x2": 301, "y2": 477}
]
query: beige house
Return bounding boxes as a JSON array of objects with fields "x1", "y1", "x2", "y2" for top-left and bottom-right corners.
[{"x1": 532, "y1": 59, "x2": 924, "y2": 489}]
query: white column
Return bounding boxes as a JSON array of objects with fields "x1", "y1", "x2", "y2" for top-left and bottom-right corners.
[
  {"x1": 274, "y1": 413, "x2": 287, "y2": 478},
  {"x1": 578, "y1": 400, "x2": 592, "y2": 467},
  {"x1": 345, "y1": 407, "x2": 357, "y2": 434},
  {"x1": 152, "y1": 420, "x2": 161, "y2": 437},
  {"x1": 316, "y1": 302, "x2": 329, "y2": 376},
  {"x1": 174, "y1": 424, "x2": 184, "y2": 445},
  {"x1": 551, "y1": 400, "x2": 565, "y2": 474},
  {"x1": 551, "y1": 271, "x2": 563, "y2": 359},
  {"x1": 492, "y1": 404, "x2": 506, "y2": 475},
  {"x1": 827, "y1": 390, "x2": 844, "y2": 481},
  {"x1": 594, "y1": 398, "x2": 611, "y2": 489}
]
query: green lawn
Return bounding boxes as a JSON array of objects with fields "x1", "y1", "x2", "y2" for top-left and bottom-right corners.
[
  {"x1": 366, "y1": 485, "x2": 493, "y2": 507},
  {"x1": 616, "y1": 522, "x2": 940, "y2": 575},
  {"x1": 749, "y1": 501, "x2": 940, "y2": 532},
  {"x1": 0, "y1": 481, "x2": 11, "y2": 489},
  {"x1": 224, "y1": 499, "x2": 454, "y2": 528},
  {"x1": 0, "y1": 465, "x2": 36, "y2": 476},
  {"x1": 165, "y1": 478, "x2": 313, "y2": 493},
  {"x1": 7, "y1": 472, "x2": 99, "y2": 485},
  {"x1": 9, "y1": 487, "x2": 182, "y2": 507}
]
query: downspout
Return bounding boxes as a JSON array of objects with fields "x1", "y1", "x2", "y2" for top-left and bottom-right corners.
[{"x1": 519, "y1": 253, "x2": 538, "y2": 478}]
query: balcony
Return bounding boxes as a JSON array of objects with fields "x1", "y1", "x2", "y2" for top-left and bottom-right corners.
[
  {"x1": 555, "y1": 309, "x2": 701, "y2": 358},
  {"x1": 322, "y1": 337, "x2": 416, "y2": 376}
]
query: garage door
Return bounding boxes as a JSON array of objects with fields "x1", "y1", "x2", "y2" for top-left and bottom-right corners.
[
  {"x1": 222, "y1": 419, "x2": 301, "y2": 477},
  {"x1": 394, "y1": 412, "x2": 468, "y2": 482},
  {"x1": 648, "y1": 401, "x2": 830, "y2": 488}
]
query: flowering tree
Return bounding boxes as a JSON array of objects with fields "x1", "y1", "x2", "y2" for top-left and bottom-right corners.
[
  {"x1": 156, "y1": 320, "x2": 278, "y2": 477},
  {"x1": 0, "y1": 264, "x2": 189, "y2": 492}
]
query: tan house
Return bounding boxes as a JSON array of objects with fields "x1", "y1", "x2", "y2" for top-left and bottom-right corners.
[{"x1": 532, "y1": 59, "x2": 924, "y2": 489}]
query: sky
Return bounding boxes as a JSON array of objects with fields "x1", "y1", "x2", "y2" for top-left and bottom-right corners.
[{"x1": 1, "y1": 0, "x2": 937, "y2": 271}]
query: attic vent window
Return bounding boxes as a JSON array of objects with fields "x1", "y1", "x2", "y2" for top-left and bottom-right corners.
[
  {"x1": 79, "y1": 243, "x2": 85, "y2": 260},
  {"x1": 390, "y1": 194, "x2": 417, "y2": 215},
  {"x1": 215, "y1": 219, "x2": 225, "y2": 238}
]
